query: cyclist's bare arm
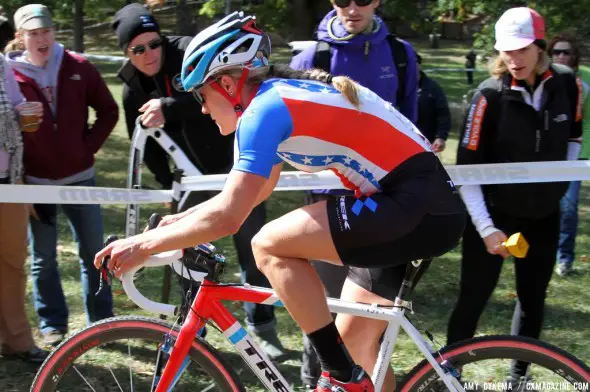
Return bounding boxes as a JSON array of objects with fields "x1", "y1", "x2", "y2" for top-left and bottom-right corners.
[
  {"x1": 156, "y1": 163, "x2": 281, "y2": 229},
  {"x1": 254, "y1": 162, "x2": 283, "y2": 206}
]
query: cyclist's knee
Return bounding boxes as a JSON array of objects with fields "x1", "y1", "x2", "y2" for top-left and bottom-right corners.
[{"x1": 251, "y1": 226, "x2": 277, "y2": 272}]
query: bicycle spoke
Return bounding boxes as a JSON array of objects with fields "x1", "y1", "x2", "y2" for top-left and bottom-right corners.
[
  {"x1": 72, "y1": 366, "x2": 97, "y2": 392},
  {"x1": 107, "y1": 366, "x2": 125, "y2": 392},
  {"x1": 128, "y1": 339, "x2": 134, "y2": 392}
]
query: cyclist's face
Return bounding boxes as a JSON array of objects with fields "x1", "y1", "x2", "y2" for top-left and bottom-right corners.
[
  {"x1": 500, "y1": 44, "x2": 541, "y2": 83},
  {"x1": 199, "y1": 79, "x2": 238, "y2": 136},
  {"x1": 333, "y1": 0, "x2": 380, "y2": 34}
]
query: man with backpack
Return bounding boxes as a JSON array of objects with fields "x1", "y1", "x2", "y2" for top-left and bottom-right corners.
[{"x1": 290, "y1": 0, "x2": 418, "y2": 389}]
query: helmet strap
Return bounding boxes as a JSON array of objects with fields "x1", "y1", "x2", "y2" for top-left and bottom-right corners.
[{"x1": 211, "y1": 68, "x2": 250, "y2": 117}]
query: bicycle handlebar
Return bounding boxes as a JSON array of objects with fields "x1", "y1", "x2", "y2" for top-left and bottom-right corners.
[{"x1": 120, "y1": 250, "x2": 209, "y2": 316}]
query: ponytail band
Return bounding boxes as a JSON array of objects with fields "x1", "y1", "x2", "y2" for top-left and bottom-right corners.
[{"x1": 326, "y1": 74, "x2": 334, "y2": 84}]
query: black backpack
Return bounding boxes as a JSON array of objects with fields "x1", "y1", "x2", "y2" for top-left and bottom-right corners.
[{"x1": 313, "y1": 34, "x2": 409, "y2": 105}]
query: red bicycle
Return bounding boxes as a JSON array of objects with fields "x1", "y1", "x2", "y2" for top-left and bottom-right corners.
[{"x1": 31, "y1": 232, "x2": 590, "y2": 391}]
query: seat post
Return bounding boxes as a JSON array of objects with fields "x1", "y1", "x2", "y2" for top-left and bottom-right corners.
[{"x1": 396, "y1": 259, "x2": 425, "y2": 302}]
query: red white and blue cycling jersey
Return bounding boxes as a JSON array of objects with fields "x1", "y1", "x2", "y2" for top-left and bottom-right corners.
[{"x1": 233, "y1": 78, "x2": 432, "y2": 196}]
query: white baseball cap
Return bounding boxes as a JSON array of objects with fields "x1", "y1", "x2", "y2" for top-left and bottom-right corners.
[{"x1": 494, "y1": 7, "x2": 545, "y2": 52}]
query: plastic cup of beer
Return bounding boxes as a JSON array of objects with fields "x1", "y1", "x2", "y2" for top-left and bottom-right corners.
[{"x1": 18, "y1": 102, "x2": 43, "y2": 133}]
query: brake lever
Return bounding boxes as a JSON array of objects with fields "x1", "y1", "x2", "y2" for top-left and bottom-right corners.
[{"x1": 95, "y1": 234, "x2": 119, "y2": 296}]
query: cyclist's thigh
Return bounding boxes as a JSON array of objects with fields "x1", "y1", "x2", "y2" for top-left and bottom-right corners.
[
  {"x1": 254, "y1": 201, "x2": 341, "y2": 264},
  {"x1": 347, "y1": 264, "x2": 406, "y2": 303},
  {"x1": 340, "y1": 213, "x2": 464, "y2": 268},
  {"x1": 326, "y1": 193, "x2": 425, "y2": 252},
  {"x1": 347, "y1": 259, "x2": 433, "y2": 302}
]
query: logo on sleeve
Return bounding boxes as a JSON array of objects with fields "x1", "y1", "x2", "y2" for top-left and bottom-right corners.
[{"x1": 462, "y1": 94, "x2": 487, "y2": 151}]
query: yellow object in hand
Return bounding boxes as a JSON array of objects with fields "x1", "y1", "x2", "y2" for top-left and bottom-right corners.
[{"x1": 502, "y1": 233, "x2": 529, "y2": 258}]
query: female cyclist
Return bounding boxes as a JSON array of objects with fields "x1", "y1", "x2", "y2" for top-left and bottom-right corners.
[{"x1": 95, "y1": 12, "x2": 465, "y2": 392}]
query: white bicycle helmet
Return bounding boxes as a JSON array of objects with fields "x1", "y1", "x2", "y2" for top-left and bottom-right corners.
[{"x1": 181, "y1": 12, "x2": 271, "y2": 98}]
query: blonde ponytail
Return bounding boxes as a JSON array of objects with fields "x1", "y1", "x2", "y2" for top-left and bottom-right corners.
[{"x1": 240, "y1": 64, "x2": 362, "y2": 109}]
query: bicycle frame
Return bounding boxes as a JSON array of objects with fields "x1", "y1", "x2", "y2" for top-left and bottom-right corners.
[
  {"x1": 120, "y1": 253, "x2": 464, "y2": 392},
  {"x1": 125, "y1": 118, "x2": 203, "y2": 237}
]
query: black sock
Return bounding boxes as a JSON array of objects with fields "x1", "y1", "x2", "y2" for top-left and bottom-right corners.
[{"x1": 306, "y1": 321, "x2": 354, "y2": 381}]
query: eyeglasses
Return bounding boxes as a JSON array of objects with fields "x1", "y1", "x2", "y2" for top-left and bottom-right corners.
[
  {"x1": 551, "y1": 49, "x2": 571, "y2": 56},
  {"x1": 191, "y1": 89, "x2": 206, "y2": 105},
  {"x1": 191, "y1": 78, "x2": 219, "y2": 105},
  {"x1": 332, "y1": 0, "x2": 374, "y2": 8},
  {"x1": 128, "y1": 38, "x2": 163, "y2": 56}
]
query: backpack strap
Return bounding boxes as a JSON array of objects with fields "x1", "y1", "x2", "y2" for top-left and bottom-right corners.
[
  {"x1": 313, "y1": 41, "x2": 332, "y2": 73},
  {"x1": 386, "y1": 34, "x2": 409, "y2": 105}
]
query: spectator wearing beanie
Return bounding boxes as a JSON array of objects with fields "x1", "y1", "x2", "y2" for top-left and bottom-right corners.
[
  {"x1": 112, "y1": 4, "x2": 286, "y2": 361},
  {"x1": 5, "y1": 4, "x2": 118, "y2": 347}
]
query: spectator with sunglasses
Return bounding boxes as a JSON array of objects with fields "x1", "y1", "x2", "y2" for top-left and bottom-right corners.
[
  {"x1": 290, "y1": 0, "x2": 419, "y2": 389},
  {"x1": 548, "y1": 33, "x2": 590, "y2": 276},
  {"x1": 111, "y1": 4, "x2": 286, "y2": 361},
  {"x1": 5, "y1": 4, "x2": 118, "y2": 347}
]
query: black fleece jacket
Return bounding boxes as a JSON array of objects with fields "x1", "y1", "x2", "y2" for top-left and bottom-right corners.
[{"x1": 118, "y1": 36, "x2": 234, "y2": 189}]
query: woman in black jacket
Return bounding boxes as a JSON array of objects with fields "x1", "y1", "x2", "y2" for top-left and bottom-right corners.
[{"x1": 447, "y1": 7, "x2": 582, "y2": 384}]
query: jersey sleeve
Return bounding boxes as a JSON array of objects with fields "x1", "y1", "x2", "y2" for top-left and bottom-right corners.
[{"x1": 233, "y1": 84, "x2": 293, "y2": 178}]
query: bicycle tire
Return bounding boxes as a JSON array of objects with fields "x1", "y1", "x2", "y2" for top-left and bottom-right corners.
[
  {"x1": 398, "y1": 335, "x2": 590, "y2": 392},
  {"x1": 31, "y1": 316, "x2": 246, "y2": 392}
]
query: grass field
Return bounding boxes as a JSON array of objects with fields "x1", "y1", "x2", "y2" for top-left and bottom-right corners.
[{"x1": 0, "y1": 39, "x2": 588, "y2": 391}]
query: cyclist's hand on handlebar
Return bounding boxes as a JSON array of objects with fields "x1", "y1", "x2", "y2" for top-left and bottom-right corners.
[
  {"x1": 483, "y1": 230, "x2": 510, "y2": 259},
  {"x1": 93, "y1": 236, "x2": 149, "y2": 279}
]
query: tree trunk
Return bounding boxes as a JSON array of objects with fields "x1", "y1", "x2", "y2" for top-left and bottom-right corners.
[
  {"x1": 72, "y1": 0, "x2": 84, "y2": 52},
  {"x1": 175, "y1": 0, "x2": 194, "y2": 36}
]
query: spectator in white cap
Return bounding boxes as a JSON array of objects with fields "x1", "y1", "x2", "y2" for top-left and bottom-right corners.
[{"x1": 447, "y1": 7, "x2": 583, "y2": 387}]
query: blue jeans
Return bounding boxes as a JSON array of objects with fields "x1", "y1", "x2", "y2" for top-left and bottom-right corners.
[
  {"x1": 29, "y1": 177, "x2": 113, "y2": 335},
  {"x1": 557, "y1": 181, "x2": 581, "y2": 268}
]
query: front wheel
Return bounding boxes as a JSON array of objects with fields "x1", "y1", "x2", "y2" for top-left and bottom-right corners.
[
  {"x1": 399, "y1": 335, "x2": 590, "y2": 392},
  {"x1": 31, "y1": 316, "x2": 245, "y2": 392}
]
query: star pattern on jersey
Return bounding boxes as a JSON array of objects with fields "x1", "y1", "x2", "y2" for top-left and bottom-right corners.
[
  {"x1": 277, "y1": 151, "x2": 380, "y2": 190},
  {"x1": 278, "y1": 79, "x2": 340, "y2": 94}
]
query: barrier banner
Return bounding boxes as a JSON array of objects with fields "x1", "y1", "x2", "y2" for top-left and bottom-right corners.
[{"x1": 0, "y1": 185, "x2": 172, "y2": 204}]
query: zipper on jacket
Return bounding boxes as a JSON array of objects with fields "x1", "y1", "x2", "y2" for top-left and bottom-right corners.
[
  {"x1": 544, "y1": 110, "x2": 549, "y2": 131},
  {"x1": 364, "y1": 41, "x2": 370, "y2": 56}
]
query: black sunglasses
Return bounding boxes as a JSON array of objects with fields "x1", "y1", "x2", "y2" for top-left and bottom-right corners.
[
  {"x1": 191, "y1": 78, "x2": 219, "y2": 105},
  {"x1": 191, "y1": 89, "x2": 206, "y2": 105},
  {"x1": 333, "y1": 0, "x2": 374, "y2": 7},
  {"x1": 129, "y1": 38, "x2": 163, "y2": 56},
  {"x1": 551, "y1": 49, "x2": 571, "y2": 56}
]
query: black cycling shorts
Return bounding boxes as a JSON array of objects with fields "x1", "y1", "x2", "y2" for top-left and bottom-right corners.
[
  {"x1": 326, "y1": 193, "x2": 465, "y2": 269},
  {"x1": 347, "y1": 259, "x2": 433, "y2": 301}
]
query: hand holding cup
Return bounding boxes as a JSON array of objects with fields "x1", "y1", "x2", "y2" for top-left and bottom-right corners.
[{"x1": 16, "y1": 101, "x2": 43, "y2": 133}]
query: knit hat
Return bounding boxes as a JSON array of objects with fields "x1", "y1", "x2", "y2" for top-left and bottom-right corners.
[{"x1": 111, "y1": 4, "x2": 160, "y2": 51}]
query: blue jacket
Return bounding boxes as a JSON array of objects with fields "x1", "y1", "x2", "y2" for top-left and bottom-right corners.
[{"x1": 290, "y1": 10, "x2": 418, "y2": 123}]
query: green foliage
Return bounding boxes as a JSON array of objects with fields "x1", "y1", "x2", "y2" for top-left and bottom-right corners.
[{"x1": 199, "y1": 0, "x2": 291, "y2": 32}]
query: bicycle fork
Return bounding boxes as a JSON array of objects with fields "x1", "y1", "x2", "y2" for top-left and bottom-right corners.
[{"x1": 153, "y1": 281, "x2": 291, "y2": 392}]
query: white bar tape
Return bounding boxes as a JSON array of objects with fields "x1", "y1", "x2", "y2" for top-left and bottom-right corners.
[
  {"x1": 181, "y1": 160, "x2": 590, "y2": 191},
  {"x1": 0, "y1": 185, "x2": 172, "y2": 204}
]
